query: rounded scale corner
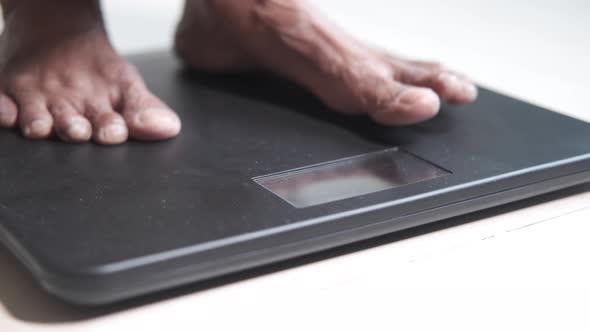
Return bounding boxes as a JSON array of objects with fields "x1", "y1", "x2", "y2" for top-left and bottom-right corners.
[
  {"x1": 39, "y1": 280, "x2": 116, "y2": 307},
  {"x1": 0, "y1": 236, "x2": 124, "y2": 305},
  {"x1": 28, "y1": 258, "x2": 132, "y2": 306}
]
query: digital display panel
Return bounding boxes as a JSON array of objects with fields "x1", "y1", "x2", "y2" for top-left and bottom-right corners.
[{"x1": 254, "y1": 148, "x2": 450, "y2": 208}]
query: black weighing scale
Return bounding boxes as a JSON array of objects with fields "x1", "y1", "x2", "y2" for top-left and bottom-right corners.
[{"x1": 1, "y1": 51, "x2": 590, "y2": 305}]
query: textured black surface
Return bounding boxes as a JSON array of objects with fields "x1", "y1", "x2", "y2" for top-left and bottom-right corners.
[{"x1": 1, "y1": 51, "x2": 590, "y2": 304}]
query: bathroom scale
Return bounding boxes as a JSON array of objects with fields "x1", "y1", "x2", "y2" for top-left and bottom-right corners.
[{"x1": 1, "y1": 51, "x2": 590, "y2": 305}]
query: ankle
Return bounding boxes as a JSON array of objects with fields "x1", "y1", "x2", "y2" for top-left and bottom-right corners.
[
  {"x1": 0, "y1": 0, "x2": 109, "y2": 67},
  {"x1": 1, "y1": 0, "x2": 103, "y2": 28}
]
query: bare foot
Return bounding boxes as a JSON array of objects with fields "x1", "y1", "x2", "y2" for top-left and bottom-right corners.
[
  {"x1": 0, "y1": 0, "x2": 180, "y2": 144},
  {"x1": 175, "y1": 0, "x2": 477, "y2": 125}
]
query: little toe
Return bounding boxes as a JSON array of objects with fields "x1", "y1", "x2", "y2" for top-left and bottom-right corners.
[
  {"x1": 19, "y1": 100, "x2": 54, "y2": 139},
  {"x1": 370, "y1": 86, "x2": 440, "y2": 126},
  {"x1": 0, "y1": 93, "x2": 18, "y2": 128},
  {"x1": 49, "y1": 102, "x2": 92, "y2": 143},
  {"x1": 120, "y1": 84, "x2": 181, "y2": 141}
]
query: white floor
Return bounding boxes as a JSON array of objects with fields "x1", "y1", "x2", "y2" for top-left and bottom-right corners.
[{"x1": 1, "y1": 1, "x2": 590, "y2": 331}]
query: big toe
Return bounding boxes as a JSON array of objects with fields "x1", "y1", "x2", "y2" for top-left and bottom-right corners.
[
  {"x1": 120, "y1": 84, "x2": 181, "y2": 141},
  {"x1": 124, "y1": 107, "x2": 181, "y2": 141},
  {"x1": 370, "y1": 87, "x2": 441, "y2": 126}
]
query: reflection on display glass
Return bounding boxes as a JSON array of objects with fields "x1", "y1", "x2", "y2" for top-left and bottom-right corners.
[{"x1": 254, "y1": 148, "x2": 450, "y2": 208}]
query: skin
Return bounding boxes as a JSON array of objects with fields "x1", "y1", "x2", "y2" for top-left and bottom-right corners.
[
  {"x1": 0, "y1": 0, "x2": 477, "y2": 145},
  {"x1": 0, "y1": 0, "x2": 181, "y2": 144}
]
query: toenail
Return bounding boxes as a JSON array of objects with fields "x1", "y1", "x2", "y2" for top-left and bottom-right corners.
[
  {"x1": 24, "y1": 120, "x2": 51, "y2": 137},
  {"x1": 464, "y1": 83, "x2": 478, "y2": 98},
  {"x1": 98, "y1": 124, "x2": 127, "y2": 143},
  {"x1": 67, "y1": 122, "x2": 90, "y2": 140},
  {"x1": 136, "y1": 108, "x2": 179, "y2": 130},
  {"x1": 439, "y1": 73, "x2": 477, "y2": 98},
  {"x1": 397, "y1": 88, "x2": 430, "y2": 106},
  {"x1": 438, "y1": 73, "x2": 461, "y2": 88}
]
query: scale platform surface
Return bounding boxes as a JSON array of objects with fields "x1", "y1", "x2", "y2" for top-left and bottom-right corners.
[{"x1": 1, "y1": 51, "x2": 590, "y2": 305}]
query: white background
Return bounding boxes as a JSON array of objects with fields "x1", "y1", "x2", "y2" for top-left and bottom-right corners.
[{"x1": 1, "y1": 0, "x2": 590, "y2": 331}]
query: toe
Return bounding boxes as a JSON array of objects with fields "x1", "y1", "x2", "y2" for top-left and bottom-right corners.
[
  {"x1": 93, "y1": 113, "x2": 128, "y2": 145},
  {"x1": 0, "y1": 93, "x2": 18, "y2": 128},
  {"x1": 19, "y1": 99, "x2": 54, "y2": 139},
  {"x1": 396, "y1": 61, "x2": 478, "y2": 104},
  {"x1": 120, "y1": 83, "x2": 181, "y2": 141},
  {"x1": 369, "y1": 86, "x2": 440, "y2": 126},
  {"x1": 49, "y1": 101, "x2": 92, "y2": 143},
  {"x1": 433, "y1": 72, "x2": 478, "y2": 104},
  {"x1": 85, "y1": 100, "x2": 129, "y2": 145}
]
